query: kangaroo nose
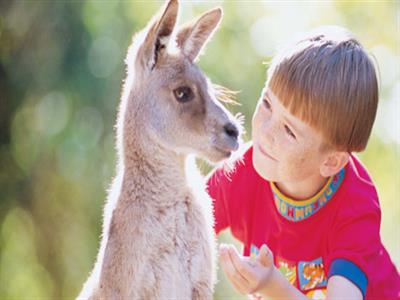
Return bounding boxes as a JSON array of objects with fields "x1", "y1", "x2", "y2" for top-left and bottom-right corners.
[{"x1": 223, "y1": 123, "x2": 239, "y2": 139}]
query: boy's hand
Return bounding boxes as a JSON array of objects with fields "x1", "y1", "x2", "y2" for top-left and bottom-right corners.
[{"x1": 219, "y1": 243, "x2": 276, "y2": 296}]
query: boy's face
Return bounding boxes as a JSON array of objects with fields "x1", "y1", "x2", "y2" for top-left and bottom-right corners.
[{"x1": 252, "y1": 87, "x2": 328, "y2": 183}]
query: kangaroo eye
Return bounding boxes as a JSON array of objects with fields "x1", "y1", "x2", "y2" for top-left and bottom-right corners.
[{"x1": 173, "y1": 86, "x2": 194, "y2": 103}]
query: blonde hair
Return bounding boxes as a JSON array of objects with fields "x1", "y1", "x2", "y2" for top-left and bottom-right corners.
[{"x1": 267, "y1": 26, "x2": 378, "y2": 152}]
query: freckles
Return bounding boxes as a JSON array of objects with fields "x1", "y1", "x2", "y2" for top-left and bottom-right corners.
[
  {"x1": 298, "y1": 145, "x2": 311, "y2": 162},
  {"x1": 295, "y1": 146, "x2": 316, "y2": 174},
  {"x1": 282, "y1": 145, "x2": 310, "y2": 176},
  {"x1": 298, "y1": 151, "x2": 308, "y2": 164}
]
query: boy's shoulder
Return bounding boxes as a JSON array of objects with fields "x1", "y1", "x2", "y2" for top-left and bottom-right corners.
[{"x1": 335, "y1": 154, "x2": 380, "y2": 217}]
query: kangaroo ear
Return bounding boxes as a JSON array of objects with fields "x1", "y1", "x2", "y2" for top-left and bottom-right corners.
[
  {"x1": 138, "y1": 0, "x2": 179, "y2": 70},
  {"x1": 176, "y1": 7, "x2": 222, "y2": 62}
]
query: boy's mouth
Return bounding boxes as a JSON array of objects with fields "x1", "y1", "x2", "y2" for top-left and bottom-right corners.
[{"x1": 256, "y1": 143, "x2": 278, "y2": 161}]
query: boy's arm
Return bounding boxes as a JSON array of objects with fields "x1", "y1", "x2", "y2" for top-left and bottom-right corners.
[
  {"x1": 257, "y1": 272, "x2": 363, "y2": 300},
  {"x1": 219, "y1": 244, "x2": 363, "y2": 300},
  {"x1": 326, "y1": 275, "x2": 363, "y2": 300}
]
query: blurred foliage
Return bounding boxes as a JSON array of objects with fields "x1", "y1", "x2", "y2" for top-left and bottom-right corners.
[{"x1": 0, "y1": 1, "x2": 398, "y2": 299}]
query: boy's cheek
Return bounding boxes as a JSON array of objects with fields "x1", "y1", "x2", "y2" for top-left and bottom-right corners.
[
  {"x1": 251, "y1": 112, "x2": 260, "y2": 138},
  {"x1": 252, "y1": 102, "x2": 265, "y2": 126},
  {"x1": 251, "y1": 115, "x2": 266, "y2": 145}
]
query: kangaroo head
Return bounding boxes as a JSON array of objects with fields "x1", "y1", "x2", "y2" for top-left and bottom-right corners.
[{"x1": 124, "y1": 0, "x2": 241, "y2": 163}]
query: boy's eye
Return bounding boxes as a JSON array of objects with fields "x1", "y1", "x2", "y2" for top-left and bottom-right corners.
[
  {"x1": 263, "y1": 99, "x2": 272, "y2": 110},
  {"x1": 285, "y1": 125, "x2": 296, "y2": 139}
]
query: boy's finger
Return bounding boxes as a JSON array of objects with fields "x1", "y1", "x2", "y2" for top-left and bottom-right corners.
[
  {"x1": 228, "y1": 245, "x2": 254, "y2": 280},
  {"x1": 257, "y1": 244, "x2": 274, "y2": 267},
  {"x1": 220, "y1": 246, "x2": 250, "y2": 284},
  {"x1": 219, "y1": 247, "x2": 250, "y2": 294},
  {"x1": 220, "y1": 246, "x2": 248, "y2": 285}
]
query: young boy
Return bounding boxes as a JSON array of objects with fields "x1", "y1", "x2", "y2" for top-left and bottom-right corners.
[{"x1": 207, "y1": 26, "x2": 400, "y2": 300}]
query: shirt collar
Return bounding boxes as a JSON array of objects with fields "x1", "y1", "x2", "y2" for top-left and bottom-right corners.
[{"x1": 270, "y1": 168, "x2": 345, "y2": 222}]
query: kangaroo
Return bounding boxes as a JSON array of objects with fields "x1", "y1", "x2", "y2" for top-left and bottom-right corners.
[{"x1": 77, "y1": 0, "x2": 241, "y2": 299}]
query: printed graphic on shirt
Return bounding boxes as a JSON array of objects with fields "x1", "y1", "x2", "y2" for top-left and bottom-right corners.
[
  {"x1": 251, "y1": 245, "x2": 298, "y2": 286},
  {"x1": 271, "y1": 168, "x2": 345, "y2": 222},
  {"x1": 277, "y1": 259, "x2": 297, "y2": 286},
  {"x1": 250, "y1": 245, "x2": 328, "y2": 299},
  {"x1": 250, "y1": 244, "x2": 259, "y2": 259},
  {"x1": 298, "y1": 257, "x2": 327, "y2": 291},
  {"x1": 305, "y1": 288, "x2": 327, "y2": 300}
]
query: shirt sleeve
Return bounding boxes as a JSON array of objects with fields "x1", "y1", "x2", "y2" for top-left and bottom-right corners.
[
  {"x1": 206, "y1": 167, "x2": 231, "y2": 235},
  {"x1": 326, "y1": 197, "x2": 381, "y2": 299},
  {"x1": 206, "y1": 145, "x2": 254, "y2": 240}
]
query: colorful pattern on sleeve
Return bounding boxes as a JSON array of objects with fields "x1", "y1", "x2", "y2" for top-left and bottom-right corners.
[{"x1": 271, "y1": 168, "x2": 345, "y2": 222}]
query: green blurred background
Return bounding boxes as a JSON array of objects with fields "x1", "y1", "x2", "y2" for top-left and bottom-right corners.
[{"x1": 0, "y1": 1, "x2": 398, "y2": 299}]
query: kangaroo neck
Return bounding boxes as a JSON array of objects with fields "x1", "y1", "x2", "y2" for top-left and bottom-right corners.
[{"x1": 119, "y1": 140, "x2": 189, "y2": 206}]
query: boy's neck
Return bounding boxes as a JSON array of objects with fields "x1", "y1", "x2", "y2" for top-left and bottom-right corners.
[{"x1": 275, "y1": 173, "x2": 329, "y2": 201}]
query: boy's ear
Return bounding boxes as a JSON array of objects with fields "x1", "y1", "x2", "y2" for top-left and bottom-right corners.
[
  {"x1": 138, "y1": 0, "x2": 179, "y2": 71},
  {"x1": 320, "y1": 151, "x2": 349, "y2": 178},
  {"x1": 176, "y1": 7, "x2": 222, "y2": 62}
]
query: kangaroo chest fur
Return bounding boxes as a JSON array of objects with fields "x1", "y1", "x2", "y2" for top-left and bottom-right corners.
[
  {"x1": 144, "y1": 196, "x2": 211, "y2": 297},
  {"x1": 107, "y1": 182, "x2": 215, "y2": 299}
]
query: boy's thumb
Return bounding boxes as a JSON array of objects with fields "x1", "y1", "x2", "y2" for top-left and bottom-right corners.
[{"x1": 257, "y1": 244, "x2": 273, "y2": 267}]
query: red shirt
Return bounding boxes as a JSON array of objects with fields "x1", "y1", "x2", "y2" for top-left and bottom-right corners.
[{"x1": 207, "y1": 145, "x2": 400, "y2": 299}]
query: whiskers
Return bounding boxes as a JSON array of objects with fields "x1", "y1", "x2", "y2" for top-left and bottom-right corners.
[{"x1": 213, "y1": 84, "x2": 241, "y2": 106}]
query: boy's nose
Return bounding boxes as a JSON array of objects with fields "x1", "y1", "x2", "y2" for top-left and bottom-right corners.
[{"x1": 261, "y1": 119, "x2": 277, "y2": 144}]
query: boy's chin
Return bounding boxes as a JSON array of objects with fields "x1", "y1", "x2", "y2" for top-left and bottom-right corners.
[
  {"x1": 257, "y1": 170, "x2": 279, "y2": 182},
  {"x1": 252, "y1": 156, "x2": 279, "y2": 182}
]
